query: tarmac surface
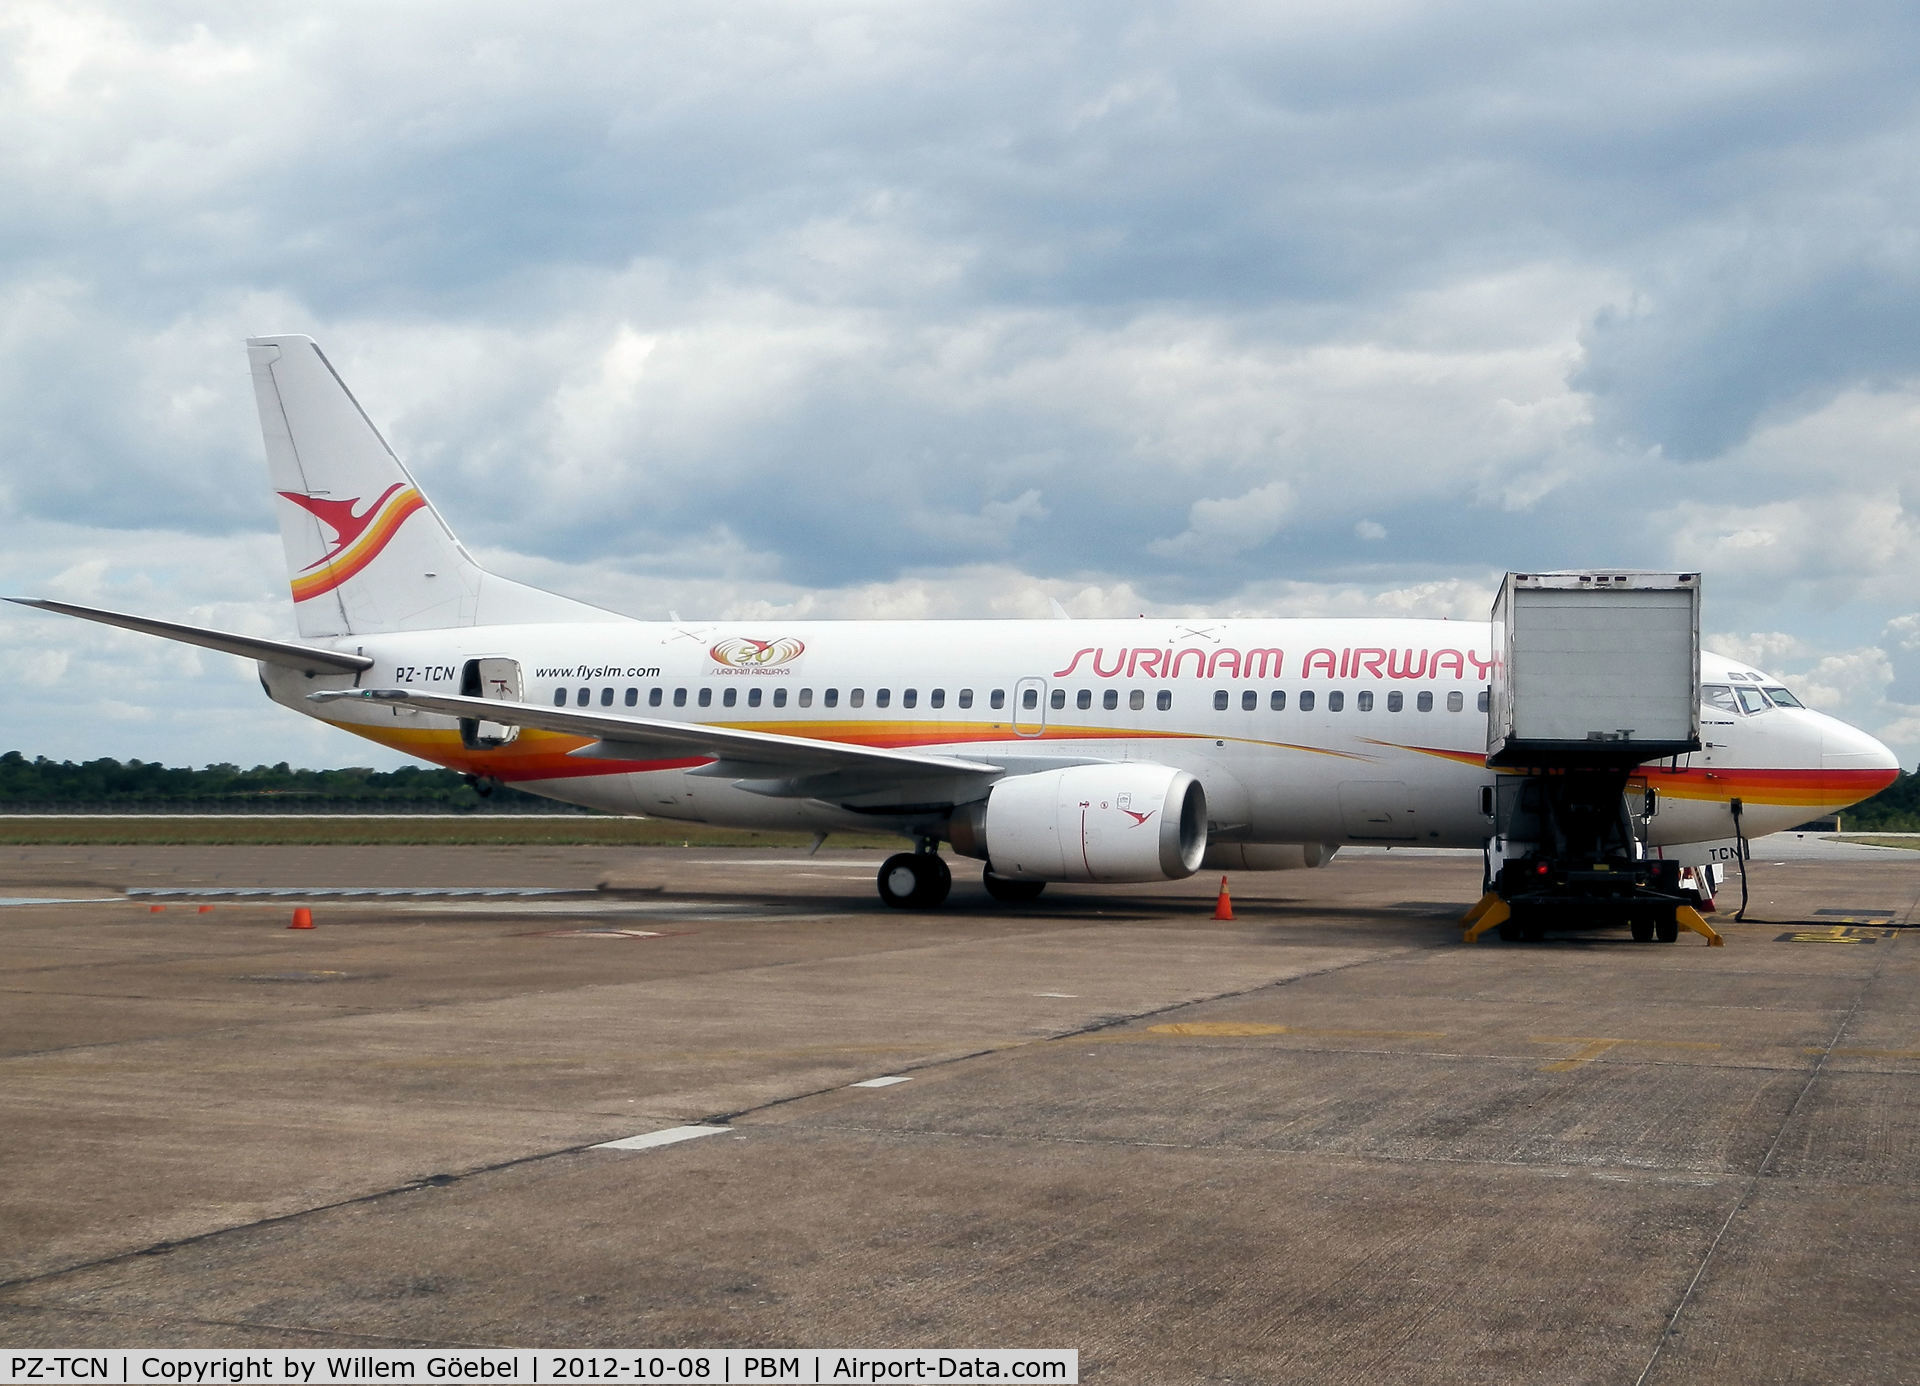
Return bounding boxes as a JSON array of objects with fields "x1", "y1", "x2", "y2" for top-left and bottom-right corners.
[{"x1": 0, "y1": 837, "x2": 1916, "y2": 1383}]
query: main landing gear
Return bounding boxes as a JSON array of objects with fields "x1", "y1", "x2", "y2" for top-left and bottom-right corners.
[
  {"x1": 877, "y1": 848, "x2": 951, "y2": 910},
  {"x1": 874, "y1": 845, "x2": 1050, "y2": 910}
]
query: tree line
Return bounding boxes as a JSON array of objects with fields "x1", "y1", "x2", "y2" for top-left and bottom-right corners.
[{"x1": 0, "y1": 751, "x2": 585, "y2": 813}]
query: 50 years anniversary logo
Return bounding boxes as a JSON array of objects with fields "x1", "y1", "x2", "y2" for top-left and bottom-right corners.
[{"x1": 709, "y1": 637, "x2": 806, "y2": 674}]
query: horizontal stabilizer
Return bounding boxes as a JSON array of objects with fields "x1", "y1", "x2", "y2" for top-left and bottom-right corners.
[
  {"x1": 310, "y1": 687, "x2": 1004, "y2": 783},
  {"x1": 9, "y1": 599, "x2": 372, "y2": 676}
]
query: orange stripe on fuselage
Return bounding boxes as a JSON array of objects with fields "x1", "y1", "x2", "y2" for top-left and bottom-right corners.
[
  {"x1": 1386, "y1": 742, "x2": 1896, "y2": 810},
  {"x1": 324, "y1": 716, "x2": 1378, "y2": 780}
]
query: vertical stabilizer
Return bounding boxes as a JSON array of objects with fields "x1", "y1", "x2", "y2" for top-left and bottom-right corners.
[{"x1": 248, "y1": 335, "x2": 616, "y2": 636}]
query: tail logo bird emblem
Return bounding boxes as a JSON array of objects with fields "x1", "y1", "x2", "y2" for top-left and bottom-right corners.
[{"x1": 279, "y1": 483, "x2": 428, "y2": 602}]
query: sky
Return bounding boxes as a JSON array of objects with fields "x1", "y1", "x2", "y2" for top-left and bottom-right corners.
[{"x1": 5, "y1": 1, "x2": 1920, "y2": 772}]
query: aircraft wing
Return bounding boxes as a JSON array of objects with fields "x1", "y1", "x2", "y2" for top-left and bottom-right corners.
[
  {"x1": 309, "y1": 687, "x2": 1007, "y2": 788},
  {"x1": 9, "y1": 598, "x2": 374, "y2": 676}
]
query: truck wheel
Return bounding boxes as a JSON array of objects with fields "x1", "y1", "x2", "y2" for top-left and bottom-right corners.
[
  {"x1": 1631, "y1": 914, "x2": 1655, "y2": 943},
  {"x1": 1655, "y1": 912, "x2": 1680, "y2": 943}
]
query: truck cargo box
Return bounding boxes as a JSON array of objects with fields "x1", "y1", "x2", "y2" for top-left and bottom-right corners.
[{"x1": 1488, "y1": 572, "x2": 1701, "y2": 767}]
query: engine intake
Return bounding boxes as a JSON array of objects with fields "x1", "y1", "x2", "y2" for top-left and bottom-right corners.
[{"x1": 948, "y1": 764, "x2": 1207, "y2": 883}]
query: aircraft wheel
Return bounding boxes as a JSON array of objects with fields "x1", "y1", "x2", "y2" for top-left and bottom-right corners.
[
  {"x1": 1631, "y1": 913, "x2": 1655, "y2": 943},
  {"x1": 983, "y1": 869, "x2": 1047, "y2": 904},
  {"x1": 1655, "y1": 912, "x2": 1680, "y2": 944},
  {"x1": 878, "y1": 853, "x2": 951, "y2": 910}
]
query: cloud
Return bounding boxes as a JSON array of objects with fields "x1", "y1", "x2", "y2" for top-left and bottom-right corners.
[
  {"x1": 1149, "y1": 480, "x2": 1293, "y2": 559},
  {"x1": 6, "y1": 2, "x2": 1920, "y2": 770}
]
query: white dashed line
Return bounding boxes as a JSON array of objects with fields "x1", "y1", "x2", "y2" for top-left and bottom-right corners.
[
  {"x1": 849, "y1": 1076, "x2": 912, "y2": 1088},
  {"x1": 592, "y1": 1125, "x2": 728, "y2": 1150}
]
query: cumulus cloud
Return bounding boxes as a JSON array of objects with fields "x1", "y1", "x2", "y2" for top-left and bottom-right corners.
[{"x1": 6, "y1": 2, "x2": 1920, "y2": 767}]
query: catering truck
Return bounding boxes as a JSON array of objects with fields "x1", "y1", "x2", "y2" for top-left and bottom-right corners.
[{"x1": 1466, "y1": 572, "x2": 1720, "y2": 944}]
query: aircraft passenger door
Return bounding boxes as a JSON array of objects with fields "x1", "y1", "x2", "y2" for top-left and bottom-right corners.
[
  {"x1": 459, "y1": 657, "x2": 522, "y2": 749},
  {"x1": 1013, "y1": 677, "x2": 1048, "y2": 738}
]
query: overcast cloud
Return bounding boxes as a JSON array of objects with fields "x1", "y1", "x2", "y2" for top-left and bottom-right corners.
[{"x1": 5, "y1": 1, "x2": 1920, "y2": 771}]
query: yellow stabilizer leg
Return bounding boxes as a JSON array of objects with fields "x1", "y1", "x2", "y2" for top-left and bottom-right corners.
[
  {"x1": 1677, "y1": 905, "x2": 1724, "y2": 947},
  {"x1": 1462, "y1": 893, "x2": 1510, "y2": 943}
]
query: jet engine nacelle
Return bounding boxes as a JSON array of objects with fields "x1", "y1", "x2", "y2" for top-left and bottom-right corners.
[
  {"x1": 1200, "y1": 842, "x2": 1339, "y2": 871},
  {"x1": 948, "y1": 764, "x2": 1208, "y2": 883}
]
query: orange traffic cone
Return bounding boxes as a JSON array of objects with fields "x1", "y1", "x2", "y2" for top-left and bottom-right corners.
[
  {"x1": 288, "y1": 907, "x2": 314, "y2": 930},
  {"x1": 197, "y1": 904, "x2": 214, "y2": 914},
  {"x1": 148, "y1": 904, "x2": 166, "y2": 913},
  {"x1": 1212, "y1": 876, "x2": 1234, "y2": 921}
]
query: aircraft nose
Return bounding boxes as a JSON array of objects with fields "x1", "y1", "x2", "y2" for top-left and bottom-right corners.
[{"x1": 1822, "y1": 718, "x2": 1901, "y2": 779}]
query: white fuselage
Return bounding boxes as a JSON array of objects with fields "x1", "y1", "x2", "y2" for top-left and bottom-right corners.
[{"x1": 265, "y1": 615, "x2": 1891, "y2": 855}]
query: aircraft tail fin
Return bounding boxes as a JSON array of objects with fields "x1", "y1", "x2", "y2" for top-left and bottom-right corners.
[{"x1": 247, "y1": 335, "x2": 616, "y2": 637}]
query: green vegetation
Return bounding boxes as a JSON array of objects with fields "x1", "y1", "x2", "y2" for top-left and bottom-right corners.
[
  {"x1": 1840, "y1": 765, "x2": 1920, "y2": 832},
  {"x1": 0, "y1": 750, "x2": 904, "y2": 847},
  {"x1": 0, "y1": 750, "x2": 568, "y2": 814}
]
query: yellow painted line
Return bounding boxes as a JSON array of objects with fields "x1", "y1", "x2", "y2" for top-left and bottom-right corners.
[
  {"x1": 1540, "y1": 1039, "x2": 1620, "y2": 1072},
  {"x1": 1530, "y1": 1035, "x2": 1722, "y2": 1072},
  {"x1": 1145, "y1": 1022, "x2": 1447, "y2": 1040}
]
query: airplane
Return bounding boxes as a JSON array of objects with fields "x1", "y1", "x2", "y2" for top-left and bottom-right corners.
[{"x1": 10, "y1": 335, "x2": 1902, "y2": 923}]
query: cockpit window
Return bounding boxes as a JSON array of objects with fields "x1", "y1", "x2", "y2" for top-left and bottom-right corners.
[
  {"x1": 1735, "y1": 686, "x2": 1770, "y2": 715},
  {"x1": 1702, "y1": 685, "x2": 1738, "y2": 713},
  {"x1": 1763, "y1": 686, "x2": 1805, "y2": 709}
]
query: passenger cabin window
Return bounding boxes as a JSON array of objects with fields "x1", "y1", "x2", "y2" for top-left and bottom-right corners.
[
  {"x1": 903, "y1": 689, "x2": 917, "y2": 708},
  {"x1": 1241, "y1": 690, "x2": 1257, "y2": 711},
  {"x1": 1416, "y1": 691, "x2": 1432, "y2": 712},
  {"x1": 798, "y1": 689, "x2": 813, "y2": 707},
  {"x1": 722, "y1": 687, "x2": 737, "y2": 708},
  {"x1": 1077, "y1": 689, "x2": 1092, "y2": 710},
  {"x1": 553, "y1": 688, "x2": 566, "y2": 707},
  {"x1": 1213, "y1": 690, "x2": 1230, "y2": 711},
  {"x1": 1157, "y1": 690, "x2": 1172, "y2": 711},
  {"x1": 1103, "y1": 689, "x2": 1118, "y2": 710},
  {"x1": 1022, "y1": 688, "x2": 1038, "y2": 710},
  {"x1": 1050, "y1": 688, "x2": 1065, "y2": 710},
  {"x1": 748, "y1": 687, "x2": 761, "y2": 707},
  {"x1": 824, "y1": 689, "x2": 839, "y2": 708},
  {"x1": 875, "y1": 689, "x2": 889, "y2": 708},
  {"x1": 1130, "y1": 689, "x2": 1145, "y2": 710},
  {"x1": 1446, "y1": 691, "x2": 1462, "y2": 712},
  {"x1": 930, "y1": 689, "x2": 945, "y2": 709},
  {"x1": 1356, "y1": 691, "x2": 1373, "y2": 712},
  {"x1": 990, "y1": 689, "x2": 1006, "y2": 710},
  {"x1": 1270, "y1": 690, "x2": 1286, "y2": 711},
  {"x1": 773, "y1": 688, "x2": 788, "y2": 708},
  {"x1": 1477, "y1": 690, "x2": 1490, "y2": 713},
  {"x1": 1735, "y1": 686, "x2": 1770, "y2": 715},
  {"x1": 1387, "y1": 691, "x2": 1403, "y2": 712},
  {"x1": 698, "y1": 688, "x2": 713, "y2": 708},
  {"x1": 958, "y1": 689, "x2": 973, "y2": 709},
  {"x1": 601, "y1": 687, "x2": 614, "y2": 706},
  {"x1": 673, "y1": 688, "x2": 688, "y2": 708},
  {"x1": 1329, "y1": 691, "x2": 1345, "y2": 712},
  {"x1": 576, "y1": 687, "x2": 590, "y2": 707},
  {"x1": 1299, "y1": 690, "x2": 1315, "y2": 711},
  {"x1": 649, "y1": 688, "x2": 663, "y2": 707},
  {"x1": 625, "y1": 688, "x2": 638, "y2": 707},
  {"x1": 850, "y1": 689, "x2": 865, "y2": 708},
  {"x1": 1764, "y1": 686, "x2": 1804, "y2": 709}
]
